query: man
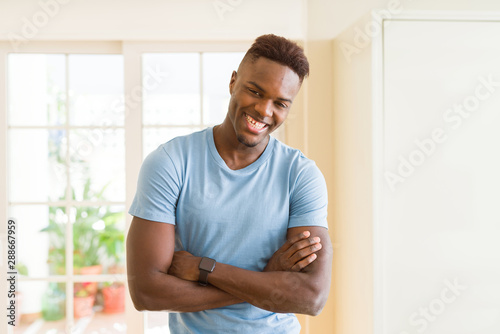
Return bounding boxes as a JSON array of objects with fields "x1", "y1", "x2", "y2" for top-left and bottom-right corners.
[{"x1": 127, "y1": 34, "x2": 332, "y2": 333}]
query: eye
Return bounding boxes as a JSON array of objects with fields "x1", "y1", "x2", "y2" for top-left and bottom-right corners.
[
  {"x1": 276, "y1": 102, "x2": 288, "y2": 109},
  {"x1": 248, "y1": 88, "x2": 260, "y2": 96}
]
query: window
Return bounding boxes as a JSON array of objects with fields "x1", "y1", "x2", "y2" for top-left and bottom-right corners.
[
  {"x1": 7, "y1": 52, "x2": 127, "y2": 333},
  {"x1": 142, "y1": 52, "x2": 246, "y2": 157},
  {"x1": 2, "y1": 42, "x2": 265, "y2": 333}
]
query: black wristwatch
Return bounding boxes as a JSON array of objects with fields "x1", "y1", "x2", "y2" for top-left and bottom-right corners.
[{"x1": 198, "y1": 257, "x2": 216, "y2": 286}]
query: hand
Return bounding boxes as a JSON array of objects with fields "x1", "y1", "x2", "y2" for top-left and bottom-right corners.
[
  {"x1": 264, "y1": 231, "x2": 322, "y2": 272},
  {"x1": 167, "y1": 250, "x2": 200, "y2": 282}
]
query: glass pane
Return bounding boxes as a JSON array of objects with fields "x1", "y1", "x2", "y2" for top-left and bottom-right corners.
[
  {"x1": 15, "y1": 280, "x2": 126, "y2": 333},
  {"x1": 99, "y1": 281, "x2": 126, "y2": 316},
  {"x1": 146, "y1": 311, "x2": 170, "y2": 333},
  {"x1": 15, "y1": 281, "x2": 66, "y2": 333},
  {"x1": 74, "y1": 280, "x2": 126, "y2": 331},
  {"x1": 71, "y1": 206, "x2": 125, "y2": 271},
  {"x1": 143, "y1": 53, "x2": 200, "y2": 125},
  {"x1": 11, "y1": 205, "x2": 68, "y2": 276},
  {"x1": 69, "y1": 54, "x2": 124, "y2": 126},
  {"x1": 79, "y1": 310, "x2": 126, "y2": 333},
  {"x1": 143, "y1": 127, "x2": 201, "y2": 159},
  {"x1": 9, "y1": 129, "x2": 67, "y2": 202},
  {"x1": 73, "y1": 280, "x2": 126, "y2": 324},
  {"x1": 202, "y1": 52, "x2": 244, "y2": 125},
  {"x1": 8, "y1": 54, "x2": 66, "y2": 126},
  {"x1": 69, "y1": 129, "x2": 125, "y2": 202}
]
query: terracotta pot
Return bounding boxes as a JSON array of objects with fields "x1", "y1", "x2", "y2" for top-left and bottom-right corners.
[
  {"x1": 74, "y1": 265, "x2": 102, "y2": 295},
  {"x1": 107, "y1": 265, "x2": 125, "y2": 275},
  {"x1": 74, "y1": 295, "x2": 95, "y2": 318},
  {"x1": 74, "y1": 264, "x2": 102, "y2": 275},
  {"x1": 102, "y1": 284, "x2": 125, "y2": 314}
]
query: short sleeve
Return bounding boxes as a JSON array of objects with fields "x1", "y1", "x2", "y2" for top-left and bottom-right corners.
[
  {"x1": 128, "y1": 145, "x2": 182, "y2": 224},
  {"x1": 288, "y1": 162, "x2": 328, "y2": 229}
]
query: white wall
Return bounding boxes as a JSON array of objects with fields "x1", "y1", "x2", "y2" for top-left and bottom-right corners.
[
  {"x1": 4, "y1": 0, "x2": 500, "y2": 49},
  {"x1": 307, "y1": 0, "x2": 500, "y2": 40},
  {"x1": 305, "y1": 1, "x2": 500, "y2": 334},
  {"x1": 0, "y1": 0, "x2": 305, "y2": 42}
]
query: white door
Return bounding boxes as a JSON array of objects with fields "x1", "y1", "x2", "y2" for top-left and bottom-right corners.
[{"x1": 381, "y1": 19, "x2": 500, "y2": 334}]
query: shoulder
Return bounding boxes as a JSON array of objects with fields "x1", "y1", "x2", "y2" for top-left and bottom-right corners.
[
  {"x1": 160, "y1": 128, "x2": 208, "y2": 156},
  {"x1": 275, "y1": 140, "x2": 328, "y2": 227},
  {"x1": 271, "y1": 138, "x2": 324, "y2": 181},
  {"x1": 139, "y1": 129, "x2": 208, "y2": 183},
  {"x1": 270, "y1": 139, "x2": 326, "y2": 204},
  {"x1": 146, "y1": 128, "x2": 208, "y2": 165}
]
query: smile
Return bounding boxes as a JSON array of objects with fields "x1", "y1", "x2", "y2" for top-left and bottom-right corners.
[{"x1": 245, "y1": 113, "x2": 267, "y2": 131}]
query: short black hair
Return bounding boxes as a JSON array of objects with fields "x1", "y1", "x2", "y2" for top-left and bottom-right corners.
[{"x1": 241, "y1": 34, "x2": 309, "y2": 82}]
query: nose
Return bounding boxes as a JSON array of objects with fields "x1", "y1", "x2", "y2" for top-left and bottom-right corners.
[{"x1": 254, "y1": 99, "x2": 273, "y2": 118}]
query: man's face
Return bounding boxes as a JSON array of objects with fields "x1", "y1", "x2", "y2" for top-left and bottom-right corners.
[{"x1": 227, "y1": 57, "x2": 301, "y2": 148}]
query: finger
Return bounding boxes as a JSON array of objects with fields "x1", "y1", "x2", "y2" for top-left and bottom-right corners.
[
  {"x1": 286, "y1": 236, "x2": 321, "y2": 256},
  {"x1": 278, "y1": 230, "x2": 311, "y2": 253},
  {"x1": 290, "y1": 253, "x2": 317, "y2": 271},
  {"x1": 290, "y1": 242, "x2": 322, "y2": 264},
  {"x1": 278, "y1": 238, "x2": 321, "y2": 271}
]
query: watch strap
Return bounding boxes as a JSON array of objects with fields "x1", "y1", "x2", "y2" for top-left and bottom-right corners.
[{"x1": 199, "y1": 269, "x2": 210, "y2": 286}]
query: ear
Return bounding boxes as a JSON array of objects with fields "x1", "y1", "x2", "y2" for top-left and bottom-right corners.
[{"x1": 229, "y1": 70, "x2": 237, "y2": 95}]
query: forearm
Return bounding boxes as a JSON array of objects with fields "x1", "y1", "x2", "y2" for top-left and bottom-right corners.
[
  {"x1": 205, "y1": 228, "x2": 332, "y2": 315},
  {"x1": 166, "y1": 228, "x2": 332, "y2": 315},
  {"x1": 207, "y1": 263, "x2": 326, "y2": 315},
  {"x1": 127, "y1": 218, "x2": 243, "y2": 313},
  {"x1": 128, "y1": 270, "x2": 242, "y2": 312}
]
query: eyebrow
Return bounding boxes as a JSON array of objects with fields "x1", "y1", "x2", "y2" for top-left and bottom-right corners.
[{"x1": 247, "y1": 81, "x2": 293, "y2": 104}]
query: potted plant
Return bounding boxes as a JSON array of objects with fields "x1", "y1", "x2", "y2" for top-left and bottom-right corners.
[
  {"x1": 99, "y1": 213, "x2": 125, "y2": 314},
  {"x1": 41, "y1": 178, "x2": 125, "y2": 317},
  {"x1": 73, "y1": 284, "x2": 96, "y2": 318},
  {"x1": 101, "y1": 282, "x2": 125, "y2": 314},
  {"x1": 41, "y1": 283, "x2": 65, "y2": 321}
]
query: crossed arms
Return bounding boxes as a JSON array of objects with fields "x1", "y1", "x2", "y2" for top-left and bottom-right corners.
[{"x1": 126, "y1": 216, "x2": 332, "y2": 316}]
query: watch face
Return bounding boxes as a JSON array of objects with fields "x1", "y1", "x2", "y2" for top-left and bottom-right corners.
[{"x1": 199, "y1": 257, "x2": 216, "y2": 272}]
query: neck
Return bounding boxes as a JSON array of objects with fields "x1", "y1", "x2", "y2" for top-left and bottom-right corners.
[{"x1": 213, "y1": 120, "x2": 269, "y2": 170}]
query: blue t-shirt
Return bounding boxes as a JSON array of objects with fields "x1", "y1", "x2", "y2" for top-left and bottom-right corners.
[{"x1": 129, "y1": 127, "x2": 328, "y2": 334}]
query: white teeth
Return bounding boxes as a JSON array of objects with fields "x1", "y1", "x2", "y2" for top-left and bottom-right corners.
[{"x1": 245, "y1": 114, "x2": 266, "y2": 130}]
